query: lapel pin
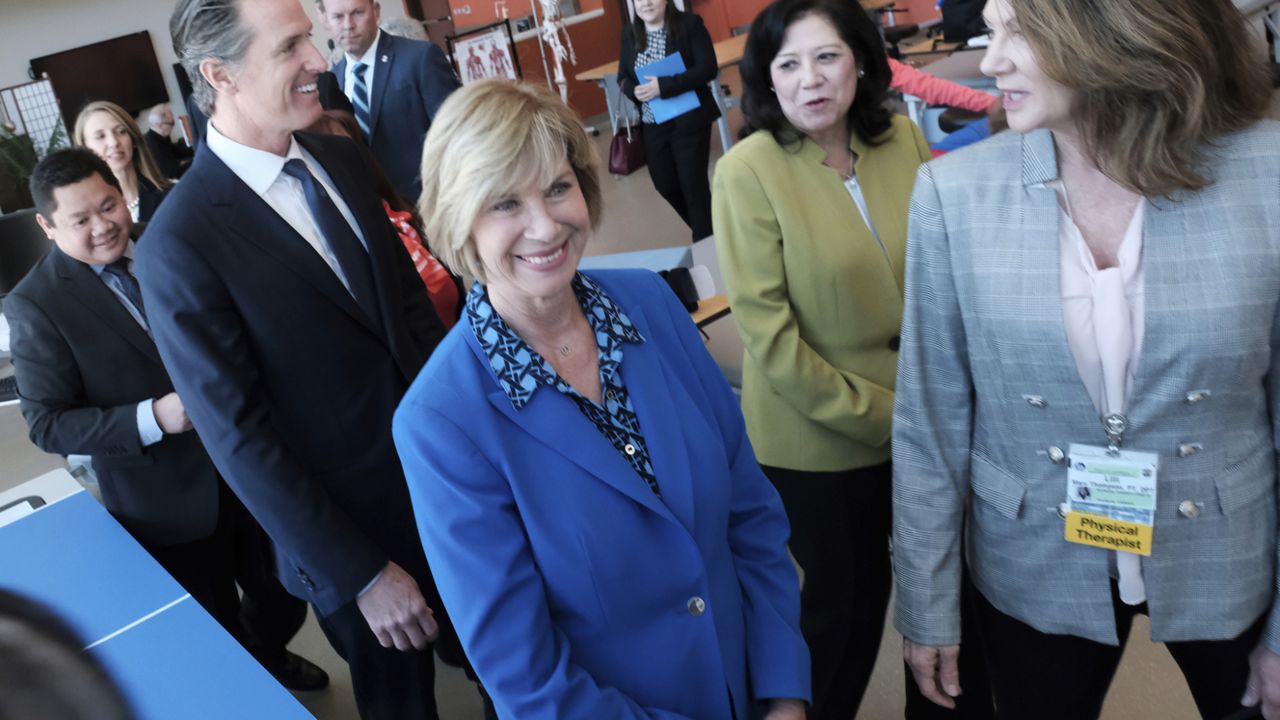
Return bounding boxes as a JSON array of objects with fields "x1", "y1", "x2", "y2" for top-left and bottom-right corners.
[{"x1": 381, "y1": 55, "x2": 389, "y2": 63}]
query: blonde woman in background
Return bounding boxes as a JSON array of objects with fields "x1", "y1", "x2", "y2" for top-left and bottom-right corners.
[{"x1": 74, "y1": 100, "x2": 173, "y2": 222}]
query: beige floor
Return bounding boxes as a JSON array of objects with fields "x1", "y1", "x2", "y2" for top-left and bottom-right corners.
[{"x1": 10, "y1": 87, "x2": 1280, "y2": 717}]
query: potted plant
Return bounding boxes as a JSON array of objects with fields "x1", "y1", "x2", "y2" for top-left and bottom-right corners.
[{"x1": 0, "y1": 121, "x2": 66, "y2": 213}]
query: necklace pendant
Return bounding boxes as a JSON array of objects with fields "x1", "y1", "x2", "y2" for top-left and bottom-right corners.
[{"x1": 558, "y1": 345, "x2": 571, "y2": 357}]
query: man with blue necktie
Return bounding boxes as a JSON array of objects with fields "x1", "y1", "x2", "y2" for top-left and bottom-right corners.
[
  {"x1": 6, "y1": 148, "x2": 327, "y2": 693},
  {"x1": 322, "y1": 0, "x2": 460, "y2": 201},
  {"x1": 138, "y1": 0, "x2": 465, "y2": 716}
]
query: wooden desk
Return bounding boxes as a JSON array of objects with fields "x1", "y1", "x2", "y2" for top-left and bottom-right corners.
[
  {"x1": 691, "y1": 295, "x2": 731, "y2": 328},
  {"x1": 575, "y1": 34, "x2": 748, "y2": 153}
]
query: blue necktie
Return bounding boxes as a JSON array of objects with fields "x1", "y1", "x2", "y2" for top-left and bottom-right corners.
[
  {"x1": 280, "y1": 159, "x2": 382, "y2": 327},
  {"x1": 352, "y1": 62, "x2": 371, "y2": 138},
  {"x1": 101, "y1": 258, "x2": 147, "y2": 324}
]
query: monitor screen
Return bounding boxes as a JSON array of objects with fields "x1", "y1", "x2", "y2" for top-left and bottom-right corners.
[
  {"x1": 31, "y1": 32, "x2": 169, "y2": 132},
  {"x1": 0, "y1": 210, "x2": 52, "y2": 297}
]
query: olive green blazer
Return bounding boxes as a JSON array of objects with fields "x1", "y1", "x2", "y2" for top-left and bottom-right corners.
[{"x1": 712, "y1": 115, "x2": 930, "y2": 471}]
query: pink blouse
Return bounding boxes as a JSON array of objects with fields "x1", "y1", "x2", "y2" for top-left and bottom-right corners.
[{"x1": 1056, "y1": 186, "x2": 1148, "y2": 605}]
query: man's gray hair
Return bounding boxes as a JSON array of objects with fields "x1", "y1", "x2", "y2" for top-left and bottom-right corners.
[{"x1": 171, "y1": 0, "x2": 254, "y2": 116}]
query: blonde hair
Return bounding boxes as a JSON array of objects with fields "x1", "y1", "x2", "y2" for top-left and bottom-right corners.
[
  {"x1": 417, "y1": 79, "x2": 602, "y2": 282},
  {"x1": 73, "y1": 101, "x2": 174, "y2": 193},
  {"x1": 1009, "y1": 0, "x2": 1271, "y2": 196}
]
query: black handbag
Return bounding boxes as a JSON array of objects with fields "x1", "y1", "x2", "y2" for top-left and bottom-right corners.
[{"x1": 658, "y1": 268, "x2": 700, "y2": 313}]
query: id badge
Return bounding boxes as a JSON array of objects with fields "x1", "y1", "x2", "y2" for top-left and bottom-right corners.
[{"x1": 1063, "y1": 443, "x2": 1158, "y2": 556}]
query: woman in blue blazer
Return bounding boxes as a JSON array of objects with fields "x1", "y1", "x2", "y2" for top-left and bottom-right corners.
[{"x1": 393, "y1": 79, "x2": 809, "y2": 720}]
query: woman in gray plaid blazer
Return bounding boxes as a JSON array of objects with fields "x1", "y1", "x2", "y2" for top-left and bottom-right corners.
[{"x1": 892, "y1": 0, "x2": 1280, "y2": 718}]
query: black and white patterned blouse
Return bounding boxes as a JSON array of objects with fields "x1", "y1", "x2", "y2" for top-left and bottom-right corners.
[
  {"x1": 466, "y1": 273, "x2": 661, "y2": 496},
  {"x1": 634, "y1": 29, "x2": 668, "y2": 125}
]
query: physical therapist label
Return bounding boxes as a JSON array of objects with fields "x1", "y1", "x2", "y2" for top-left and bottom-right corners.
[{"x1": 1063, "y1": 444, "x2": 1158, "y2": 556}]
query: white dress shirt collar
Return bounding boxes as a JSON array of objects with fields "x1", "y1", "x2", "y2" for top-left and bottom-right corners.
[{"x1": 205, "y1": 120, "x2": 307, "y2": 196}]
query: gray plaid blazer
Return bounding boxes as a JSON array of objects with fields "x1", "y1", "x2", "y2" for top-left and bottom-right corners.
[{"x1": 892, "y1": 122, "x2": 1280, "y2": 651}]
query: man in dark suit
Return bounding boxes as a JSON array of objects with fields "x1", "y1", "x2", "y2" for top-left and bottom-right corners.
[
  {"x1": 5, "y1": 148, "x2": 326, "y2": 692},
  {"x1": 321, "y1": 0, "x2": 460, "y2": 200},
  {"x1": 143, "y1": 0, "x2": 464, "y2": 717},
  {"x1": 143, "y1": 104, "x2": 194, "y2": 178}
]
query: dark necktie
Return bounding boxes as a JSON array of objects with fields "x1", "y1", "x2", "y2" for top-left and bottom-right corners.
[
  {"x1": 280, "y1": 159, "x2": 382, "y2": 327},
  {"x1": 101, "y1": 258, "x2": 147, "y2": 323},
  {"x1": 352, "y1": 62, "x2": 371, "y2": 138}
]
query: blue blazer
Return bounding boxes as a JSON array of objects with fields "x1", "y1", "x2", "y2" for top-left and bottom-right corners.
[
  {"x1": 136, "y1": 132, "x2": 445, "y2": 615},
  {"x1": 393, "y1": 270, "x2": 810, "y2": 719},
  {"x1": 333, "y1": 32, "x2": 460, "y2": 200}
]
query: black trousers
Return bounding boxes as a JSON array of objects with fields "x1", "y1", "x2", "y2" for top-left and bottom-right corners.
[
  {"x1": 313, "y1": 545, "x2": 479, "y2": 720},
  {"x1": 145, "y1": 482, "x2": 306, "y2": 673},
  {"x1": 903, "y1": 567, "x2": 994, "y2": 720},
  {"x1": 764, "y1": 462, "x2": 893, "y2": 719},
  {"x1": 764, "y1": 462, "x2": 994, "y2": 720},
  {"x1": 976, "y1": 585, "x2": 1265, "y2": 720},
  {"x1": 641, "y1": 119, "x2": 713, "y2": 241}
]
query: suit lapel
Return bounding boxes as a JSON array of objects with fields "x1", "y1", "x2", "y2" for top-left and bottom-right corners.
[
  {"x1": 368, "y1": 34, "x2": 395, "y2": 137},
  {"x1": 616, "y1": 302, "x2": 697, "y2": 532},
  {"x1": 202, "y1": 149, "x2": 387, "y2": 341},
  {"x1": 465, "y1": 326, "x2": 680, "y2": 524},
  {"x1": 1013, "y1": 131, "x2": 1105, "y2": 425},
  {"x1": 53, "y1": 248, "x2": 162, "y2": 365},
  {"x1": 333, "y1": 57, "x2": 348, "y2": 91}
]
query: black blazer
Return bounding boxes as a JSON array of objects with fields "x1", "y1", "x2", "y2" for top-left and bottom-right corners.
[
  {"x1": 333, "y1": 33, "x2": 461, "y2": 201},
  {"x1": 135, "y1": 132, "x2": 446, "y2": 616},
  {"x1": 5, "y1": 244, "x2": 221, "y2": 546},
  {"x1": 144, "y1": 129, "x2": 193, "y2": 179},
  {"x1": 136, "y1": 175, "x2": 168, "y2": 223},
  {"x1": 618, "y1": 12, "x2": 721, "y2": 132}
]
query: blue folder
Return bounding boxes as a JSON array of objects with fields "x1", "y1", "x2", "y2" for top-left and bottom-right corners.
[{"x1": 636, "y1": 51, "x2": 701, "y2": 124}]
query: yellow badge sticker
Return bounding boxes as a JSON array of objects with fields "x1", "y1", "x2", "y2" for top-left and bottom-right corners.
[{"x1": 1064, "y1": 511, "x2": 1153, "y2": 556}]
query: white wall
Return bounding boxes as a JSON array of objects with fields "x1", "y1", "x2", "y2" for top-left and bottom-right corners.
[{"x1": 0, "y1": 0, "x2": 408, "y2": 125}]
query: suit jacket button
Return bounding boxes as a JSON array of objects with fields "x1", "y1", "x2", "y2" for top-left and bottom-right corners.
[
  {"x1": 1185, "y1": 390, "x2": 1211, "y2": 404},
  {"x1": 1047, "y1": 446, "x2": 1066, "y2": 464},
  {"x1": 624, "y1": 443, "x2": 637, "y2": 456},
  {"x1": 687, "y1": 596, "x2": 706, "y2": 616},
  {"x1": 1177, "y1": 443, "x2": 1202, "y2": 458},
  {"x1": 888, "y1": 336, "x2": 901, "y2": 352},
  {"x1": 1178, "y1": 500, "x2": 1201, "y2": 519}
]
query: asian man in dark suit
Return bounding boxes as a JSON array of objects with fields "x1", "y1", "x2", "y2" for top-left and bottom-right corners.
[
  {"x1": 141, "y1": 0, "x2": 465, "y2": 717},
  {"x1": 322, "y1": 0, "x2": 460, "y2": 200},
  {"x1": 5, "y1": 148, "x2": 326, "y2": 692}
]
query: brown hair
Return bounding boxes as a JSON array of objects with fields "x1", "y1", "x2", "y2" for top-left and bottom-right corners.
[
  {"x1": 72, "y1": 101, "x2": 174, "y2": 193},
  {"x1": 1010, "y1": 0, "x2": 1271, "y2": 196}
]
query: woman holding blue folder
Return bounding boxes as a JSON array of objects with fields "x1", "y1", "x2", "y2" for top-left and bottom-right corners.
[{"x1": 618, "y1": 0, "x2": 721, "y2": 241}]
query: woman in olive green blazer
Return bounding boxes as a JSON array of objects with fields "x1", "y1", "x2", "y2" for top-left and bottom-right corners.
[{"x1": 711, "y1": 1, "x2": 931, "y2": 717}]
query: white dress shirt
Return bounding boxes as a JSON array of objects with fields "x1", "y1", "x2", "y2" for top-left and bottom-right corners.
[
  {"x1": 205, "y1": 120, "x2": 368, "y2": 296},
  {"x1": 343, "y1": 31, "x2": 384, "y2": 108},
  {"x1": 88, "y1": 244, "x2": 165, "y2": 448},
  {"x1": 1056, "y1": 184, "x2": 1148, "y2": 605}
]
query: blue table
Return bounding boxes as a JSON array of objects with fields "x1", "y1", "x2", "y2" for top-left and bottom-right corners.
[{"x1": 0, "y1": 470, "x2": 311, "y2": 719}]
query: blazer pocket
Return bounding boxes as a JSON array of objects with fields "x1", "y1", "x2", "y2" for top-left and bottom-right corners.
[
  {"x1": 969, "y1": 453, "x2": 1026, "y2": 520},
  {"x1": 1215, "y1": 440, "x2": 1274, "y2": 515}
]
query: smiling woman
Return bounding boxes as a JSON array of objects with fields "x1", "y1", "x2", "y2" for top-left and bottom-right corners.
[
  {"x1": 72, "y1": 101, "x2": 172, "y2": 222},
  {"x1": 710, "y1": 1, "x2": 941, "y2": 716},
  {"x1": 397, "y1": 78, "x2": 811, "y2": 720}
]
